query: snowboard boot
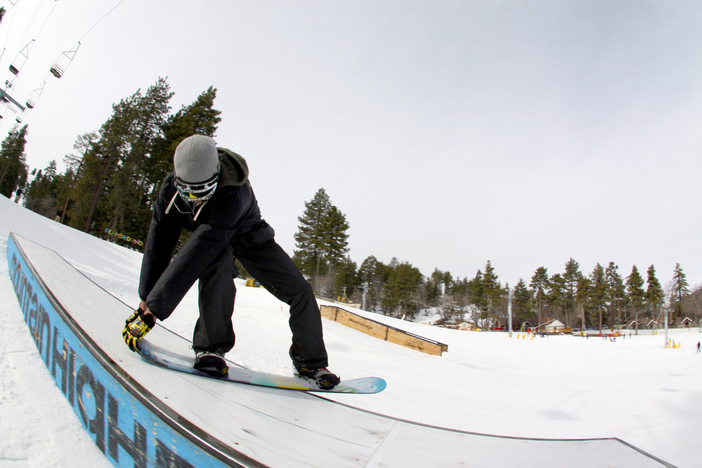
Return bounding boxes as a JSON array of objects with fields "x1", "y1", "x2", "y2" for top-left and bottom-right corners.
[
  {"x1": 290, "y1": 348, "x2": 340, "y2": 390},
  {"x1": 194, "y1": 351, "x2": 228, "y2": 378},
  {"x1": 294, "y1": 366, "x2": 340, "y2": 390},
  {"x1": 123, "y1": 307, "x2": 155, "y2": 351}
]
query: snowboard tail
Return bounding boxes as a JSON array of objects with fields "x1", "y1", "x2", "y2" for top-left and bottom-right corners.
[{"x1": 137, "y1": 340, "x2": 386, "y2": 394}]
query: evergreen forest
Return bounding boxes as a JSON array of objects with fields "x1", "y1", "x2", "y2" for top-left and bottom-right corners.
[
  {"x1": 292, "y1": 188, "x2": 701, "y2": 332},
  {"x1": 1, "y1": 77, "x2": 221, "y2": 250}
]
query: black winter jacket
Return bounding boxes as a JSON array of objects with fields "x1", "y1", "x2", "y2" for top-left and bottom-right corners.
[{"x1": 138, "y1": 148, "x2": 272, "y2": 319}]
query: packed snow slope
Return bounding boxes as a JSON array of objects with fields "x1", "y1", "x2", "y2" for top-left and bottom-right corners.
[{"x1": 1, "y1": 194, "x2": 699, "y2": 467}]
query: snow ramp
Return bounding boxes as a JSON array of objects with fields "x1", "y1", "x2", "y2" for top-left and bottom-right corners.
[{"x1": 6, "y1": 232, "x2": 676, "y2": 468}]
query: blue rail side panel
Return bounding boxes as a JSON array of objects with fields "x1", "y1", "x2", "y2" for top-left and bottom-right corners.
[{"x1": 6, "y1": 234, "x2": 245, "y2": 468}]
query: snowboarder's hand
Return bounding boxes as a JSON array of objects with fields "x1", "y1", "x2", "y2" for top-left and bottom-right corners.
[{"x1": 122, "y1": 306, "x2": 155, "y2": 351}]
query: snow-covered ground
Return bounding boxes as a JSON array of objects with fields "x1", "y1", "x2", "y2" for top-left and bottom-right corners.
[{"x1": 0, "y1": 194, "x2": 699, "y2": 467}]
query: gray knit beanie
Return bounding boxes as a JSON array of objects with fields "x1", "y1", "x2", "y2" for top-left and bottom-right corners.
[{"x1": 173, "y1": 135, "x2": 220, "y2": 183}]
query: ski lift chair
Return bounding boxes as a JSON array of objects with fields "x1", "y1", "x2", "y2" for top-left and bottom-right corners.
[
  {"x1": 50, "y1": 43, "x2": 80, "y2": 79},
  {"x1": 9, "y1": 40, "x2": 35, "y2": 76},
  {"x1": 26, "y1": 81, "x2": 46, "y2": 108}
]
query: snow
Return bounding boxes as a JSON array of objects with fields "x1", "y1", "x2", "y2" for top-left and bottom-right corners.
[{"x1": 0, "y1": 194, "x2": 700, "y2": 468}]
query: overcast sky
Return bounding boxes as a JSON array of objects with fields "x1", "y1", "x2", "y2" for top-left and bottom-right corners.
[{"x1": 1, "y1": 0, "x2": 700, "y2": 290}]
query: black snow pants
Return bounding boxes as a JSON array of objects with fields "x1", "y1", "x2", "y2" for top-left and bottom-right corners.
[{"x1": 192, "y1": 227, "x2": 328, "y2": 369}]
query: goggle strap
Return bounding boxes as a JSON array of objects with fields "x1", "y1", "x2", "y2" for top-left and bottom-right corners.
[
  {"x1": 165, "y1": 191, "x2": 179, "y2": 215},
  {"x1": 193, "y1": 200, "x2": 208, "y2": 221}
]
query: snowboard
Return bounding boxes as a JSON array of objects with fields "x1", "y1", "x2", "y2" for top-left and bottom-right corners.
[{"x1": 137, "y1": 340, "x2": 386, "y2": 394}]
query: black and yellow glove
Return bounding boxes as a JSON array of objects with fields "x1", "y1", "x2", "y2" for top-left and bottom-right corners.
[{"x1": 122, "y1": 307, "x2": 155, "y2": 351}]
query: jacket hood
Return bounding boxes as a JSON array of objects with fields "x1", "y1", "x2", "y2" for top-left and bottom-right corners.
[{"x1": 217, "y1": 147, "x2": 249, "y2": 187}]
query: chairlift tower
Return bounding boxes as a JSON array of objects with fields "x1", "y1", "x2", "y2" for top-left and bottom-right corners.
[
  {"x1": 0, "y1": 88, "x2": 25, "y2": 112},
  {"x1": 507, "y1": 287, "x2": 512, "y2": 337}
]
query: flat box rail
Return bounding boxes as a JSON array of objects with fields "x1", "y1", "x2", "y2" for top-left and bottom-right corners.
[
  {"x1": 4, "y1": 231, "x2": 676, "y2": 468},
  {"x1": 320, "y1": 305, "x2": 448, "y2": 356}
]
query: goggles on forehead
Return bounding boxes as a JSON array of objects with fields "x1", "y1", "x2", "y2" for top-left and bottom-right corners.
[{"x1": 175, "y1": 174, "x2": 219, "y2": 202}]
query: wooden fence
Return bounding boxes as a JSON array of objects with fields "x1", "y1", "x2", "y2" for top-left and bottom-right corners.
[{"x1": 320, "y1": 305, "x2": 448, "y2": 356}]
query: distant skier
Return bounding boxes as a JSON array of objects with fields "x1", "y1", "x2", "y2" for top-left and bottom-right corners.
[
  {"x1": 697, "y1": 341, "x2": 700, "y2": 353},
  {"x1": 54, "y1": 206, "x2": 64, "y2": 223},
  {"x1": 122, "y1": 135, "x2": 339, "y2": 389}
]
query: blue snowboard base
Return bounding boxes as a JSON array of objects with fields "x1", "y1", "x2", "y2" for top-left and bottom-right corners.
[{"x1": 138, "y1": 340, "x2": 386, "y2": 394}]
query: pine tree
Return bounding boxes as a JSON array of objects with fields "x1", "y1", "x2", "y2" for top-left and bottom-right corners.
[
  {"x1": 426, "y1": 269, "x2": 440, "y2": 306},
  {"x1": 444, "y1": 272, "x2": 454, "y2": 294},
  {"x1": 670, "y1": 263, "x2": 690, "y2": 322},
  {"x1": 468, "y1": 270, "x2": 483, "y2": 307},
  {"x1": 56, "y1": 132, "x2": 99, "y2": 224},
  {"x1": 358, "y1": 255, "x2": 387, "y2": 312},
  {"x1": 334, "y1": 255, "x2": 360, "y2": 303},
  {"x1": 102, "y1": 78, "x2": 174, "y2": 240},
  {"x1": 24, "y1": 160, "x2": 59, "y2": 217},
  {"x1": 381, "y1": 259, "x2": 423, "y2": 319},
  {"x1": 530, "y1": 266, "x2": 549, "y2": 327},
  {"x1": 626, "y1": 266, "x2": 645, "y2": 334},
  {"x1": 481, "y1": 260, "x2": 503, "y2": 322},
  {"x1": 0, "y1": 125, "x2": 28, "y2": 198},
  {"x1": 79, "y1": 93, "x2": 140, "y2": 232},
  {"x1": 68, "y1": 78, "x2": 175, "y2": 234},
  {"x1": 450, "y1": 276, "x2": 470, "y2": 299},
  {"x1": 430, "y1": 270, "x2": 456, "y2": 322},
  {"x1": 588, "y1": 263, "x2": 607, "y2": 332},
  {"x1": 563, "y1": 258, "x2": 583, "y2": 328},
  {"x1": 645, "y1": 265, "x2": 664, "y2": 326},
  {"x1": 426, "y1": 268, "x2": 451, "y2": 306},
  {"x1": 512, "y1": 278, "x2": 533, "y2": 325},
  {"x1": 605, "y1": 262, "x2": 625, "y2": 328},
  {"x1": 293, "y1": 188, "x2": 350, "y2": 294},
  {"x1": 293, "y1": 188, "x2": 332, "y2": 286},
  {"x1": 322, "y1": 205, "x2": 350, "y2": 273},
  {"x1": 576, "y1": 276, "x2": 591, "y2": 329},
  {"x1": 548, "y1": 273, "x2": 565, "y2": 323}
]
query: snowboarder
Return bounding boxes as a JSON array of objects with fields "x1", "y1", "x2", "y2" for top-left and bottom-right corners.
[{"x1": 122, "y1": 135, "x2": 339, "y2": 389}]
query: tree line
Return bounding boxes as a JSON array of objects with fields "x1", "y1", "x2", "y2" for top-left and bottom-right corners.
[
  {"x1": 292, "y1": 188, "x2": 699, "y2": 331},
  {"x1": 1, "y1": 82, "x2": 698, "y2": 331}
]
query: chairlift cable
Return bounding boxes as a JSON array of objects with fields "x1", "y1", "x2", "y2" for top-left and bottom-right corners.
[
  {"x1": 0, "y1": 0, "x2": 125, "y2": 123},
  {"x1": 15, "y1": 0, "x2": 60, "y2": 53},
  {"x1": 19, "y1": 0, "x2": 48, "y2": 45},
  {"x1": 78, "y1": 0, "x2": 125, "y2": 42},
  {"x1": 47, "y1": 0, "x2": 123, "y2": 79},
  {"x1": 6, "y1": 0, "x2": 59, "y2": 78},
  {"x1": 0, "y1": 0, "x2": 21, "y2": 56},
  {"x1": 32, "y1": 0, "x2": 60, "y2": 41}
]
